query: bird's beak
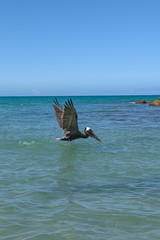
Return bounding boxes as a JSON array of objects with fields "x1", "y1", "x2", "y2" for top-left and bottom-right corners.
[{"x1": 88, "y1": 130, "x2": 101, "y2": 142}]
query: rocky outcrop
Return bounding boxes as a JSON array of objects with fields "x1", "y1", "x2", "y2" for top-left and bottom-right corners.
[
  {"x1": 149, "y1": 99, "x2": 160, "y2": 106},
  {"x1": 136, "y1": 99, "x2": 147, "y2": 104}
]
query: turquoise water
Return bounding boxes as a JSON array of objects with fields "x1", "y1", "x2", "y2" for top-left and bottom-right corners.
[{"x1": 0, "y1": 95, "x2": 160, "y2": 240}]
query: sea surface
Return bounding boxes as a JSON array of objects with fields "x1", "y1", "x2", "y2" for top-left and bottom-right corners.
[{"x1": 0, "y1": 95, "x2": 160, "y2": 240}]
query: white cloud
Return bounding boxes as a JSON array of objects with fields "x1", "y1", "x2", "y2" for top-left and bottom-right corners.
[{"x1": 32, "y1": 89, "x2": 40, "y2": 95}]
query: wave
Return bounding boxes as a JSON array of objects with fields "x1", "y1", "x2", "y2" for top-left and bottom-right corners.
[{"x1": 19, "y1": 141, "x2": 35, "y2": 146}]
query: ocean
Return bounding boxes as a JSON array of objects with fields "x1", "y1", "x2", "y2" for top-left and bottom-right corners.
[{"x1": 0, "y1": 95, "x2": 160, "y2": 240}]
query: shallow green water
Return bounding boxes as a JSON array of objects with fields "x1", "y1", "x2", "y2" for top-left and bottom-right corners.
[{"x1": 0, "y1": 96, "x2": 160, "y2": 239}]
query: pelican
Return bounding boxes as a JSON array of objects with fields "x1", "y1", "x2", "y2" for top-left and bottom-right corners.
[{"x1": 53, "y1": 98, "x2": 101, "y2": 142}]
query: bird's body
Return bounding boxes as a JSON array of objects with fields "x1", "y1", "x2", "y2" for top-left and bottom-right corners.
[
  {"x1": 53, "y1": 98, "x2": 101, "y2": 142},
  {"x1": 56, "y1": 131, "x2": 88, "y2": 141}
]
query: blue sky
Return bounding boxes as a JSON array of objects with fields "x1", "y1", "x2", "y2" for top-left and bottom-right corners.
[{"x1": 0, "y1": 0, "x2": 160, "y2": 96}]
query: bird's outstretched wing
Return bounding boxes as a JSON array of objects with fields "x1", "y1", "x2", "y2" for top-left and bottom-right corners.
[
  {"x1": 63, "y1": 99, "x2": 79, "y2": 135},
  {"x1": 53, "y1": 98, "x2": 64, "y2": 128},
  {"x1": 53, "y1": 98, "x2": 79, "y2": 135}
]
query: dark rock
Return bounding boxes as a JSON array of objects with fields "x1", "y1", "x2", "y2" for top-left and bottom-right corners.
[
  {"x1": 149, "y1": 100, "x2": 160, "y2": 106},
  {"x1": 136, "y1": 99, "x2": 147, "y2": 104}
]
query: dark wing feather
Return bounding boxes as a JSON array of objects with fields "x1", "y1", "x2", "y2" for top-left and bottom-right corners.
[
  {"x1": 63, "y1": 99, "x2": 79, "y2": 135},
  {"x1": 53, "y1": 98, "x2": 64, "y2": 128},
  {"x1": 53, "y1": 98, "x2": 79, "y2": 135}
]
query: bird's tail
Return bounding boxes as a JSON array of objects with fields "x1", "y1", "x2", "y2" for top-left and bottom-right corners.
[
  {"x1": 56, "y1": 137, "x2": 69, "y2": 141},
  {"x1": 56, "y1": 138, "x2": 61, "y2": 140}
]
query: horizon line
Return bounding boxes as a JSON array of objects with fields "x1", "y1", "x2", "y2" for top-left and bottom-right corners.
[{"x1": 0, "y1": 94, "x2": 160, "y2": 97}]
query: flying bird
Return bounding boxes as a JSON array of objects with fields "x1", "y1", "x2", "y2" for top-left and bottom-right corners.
[{"x1": 53, "y1": 98, "x2": 101, "y2": 142}]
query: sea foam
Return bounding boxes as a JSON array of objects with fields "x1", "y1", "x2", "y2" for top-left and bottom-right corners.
[{"x1": 19, "y1": 141, "x2": 35, "y2": 145}]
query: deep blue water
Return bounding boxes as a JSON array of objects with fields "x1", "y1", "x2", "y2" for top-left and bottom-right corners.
[{"x1": 0, "y1": 95, "x2": 160, "y2": 239}]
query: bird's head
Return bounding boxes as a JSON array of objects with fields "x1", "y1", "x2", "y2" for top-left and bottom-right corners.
[{"x1": 84, "y1": 127, "x2": 101, "y2": 142}]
